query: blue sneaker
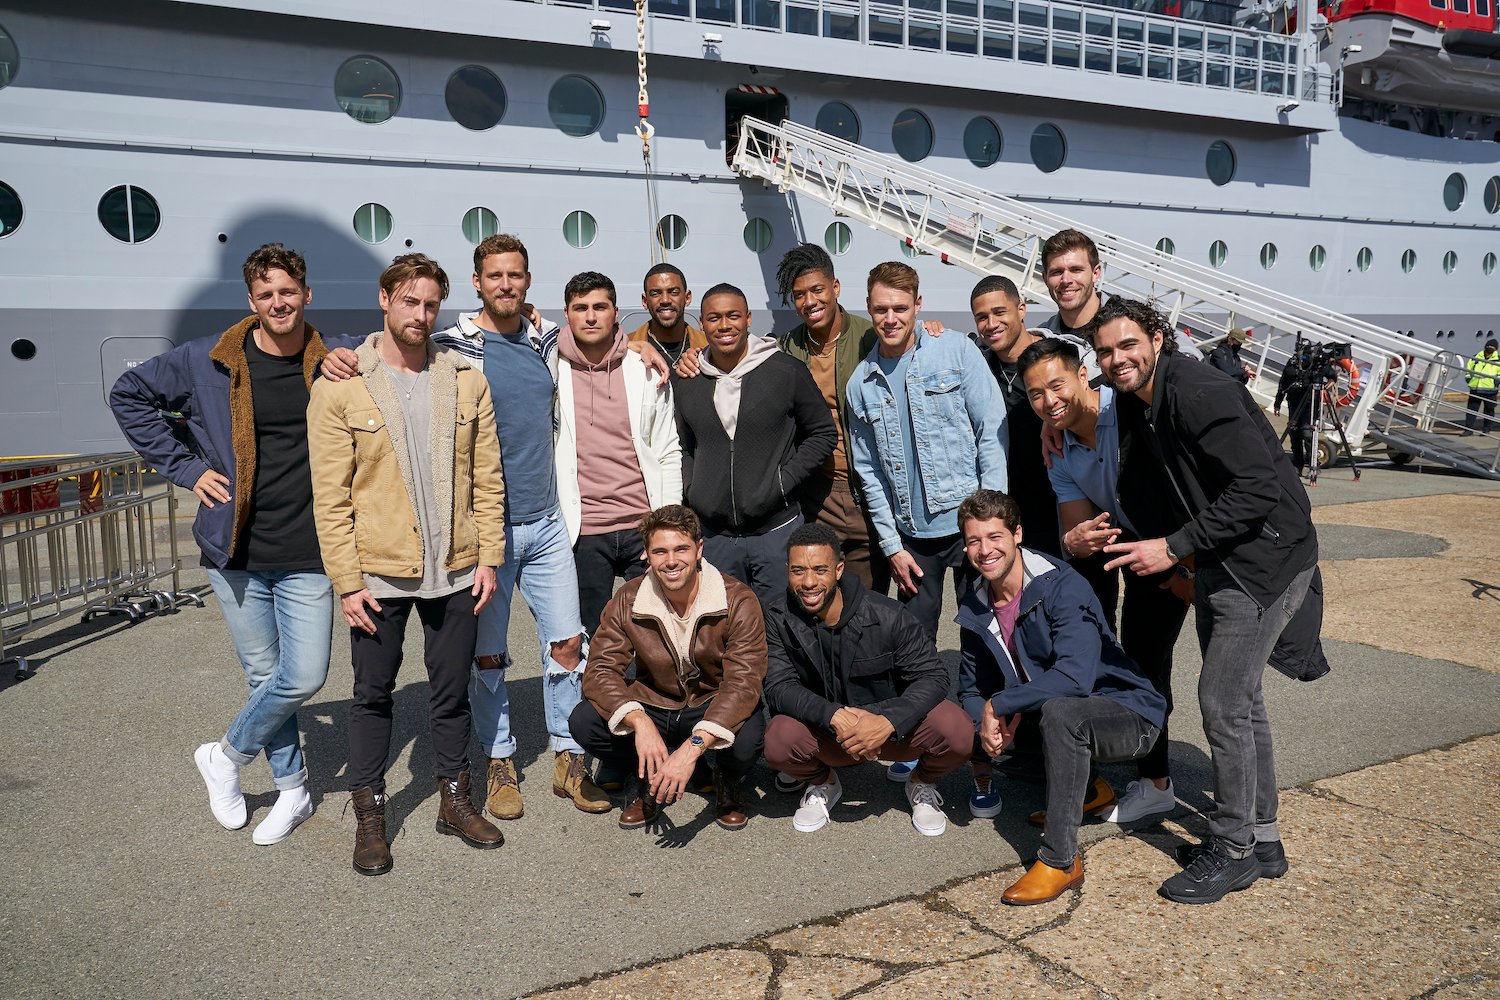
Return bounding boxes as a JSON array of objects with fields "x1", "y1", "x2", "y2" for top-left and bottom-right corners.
[
  {"x1": 969, "y1": 774, "x2": 1002, "y2": 819},
  {"x1": 886, "y1": 759, "x2": 917, "y2": 782}
]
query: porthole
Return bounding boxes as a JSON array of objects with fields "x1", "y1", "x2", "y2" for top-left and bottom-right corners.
[
  {"x1": 1206, "y1": 140, "x2": 1236, "y2": 186},
  {"x1": 1259, "y1": 242, "x2": 1277, "y2": 269},
  {"x1": 98, "y1": 185, "x2": 161, "y2": 244},
  {"x1": 963, "y1": 117, "x2": 1002, "y2": 168},
  {"x1": 816, "y1": 101, "x2": 860, "y2": 143},
  {"x1": 549, "y1": 75, "x2": 605, "y2": 137},
  {"x1": 1155, "y1": 237, "x2": 1175, "y2": 256},
  {"x1": 892, "y1": 108, "x2": 934, "y2": 163},
  {"x1": 1309, "y1": 244, "x2": 1326, "y2": 271},
  {"x1": 743, "y1": 218, "x2": 772, "y2": 253},
  {"x1": 1485, "y1": 176, "x2": 1500, "y2": 214},
  {"x1": 1443, "y1": 172, "x2": 1466, "y2": 212},
  {"x1": 1356, "y1": 246, "x2": 1373, "y2": 272},
  {"x1": 1401, "y1": 249, "x2": 1417, "y2": 273},
  {"x1": 0, "y1": 24, "x2": 17, "y2": 89},
  {"x1": 563, "y1": 209, "x2": 597, "y2": 249},
  {"x1": 1209, "y1": 240, "x2": 1227, "y2": 268},
  {"x1": 1444, "y1": 250, "x2": 1458, "y2": 274},
  {"x1": 353, "y1": 202, "x2": 392, "y2": 244},
  {"x1": 335, "y1": 56, "x2": 401, "y2": 124},
  {"x1": 0, "y1": 180, "x2": 21, "y2": 237},
  {"x1": 446, "y1": 65, "x2": 506, "y2": 131},
  {"x1": 11, "y1": 339, "x2": 35, "y2": 361},
  {"x1": 1030, "y1": 123, "x2": 1067, "y2": 173},
  {"x1": 1484, "y1": 251, "x2": 1497, "y2": 275},
  {"x1": 462, "y1": 207, "x2": 499, "y2": 244},
  {"x1": 824, "y1": 221, "x2": 852, "y2": 256},
  {"x1": 656, "y1": 214, "x2": 688, "y2": 251}
]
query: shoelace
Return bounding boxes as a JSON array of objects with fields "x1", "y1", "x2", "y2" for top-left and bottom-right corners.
[
  {"x1": 909, "y1": 783, "x2": 944, "y2": 809},
  {"x1": 803, "y1": 783, "x2": 836, "y2": 811},
  {"x1": 446, "y1": 780, "x2": 483, "y2": 819},
  {"x1": 349, "y1": 795, "x2": 386, "y2": 836},
  {"x1": 566, "y1": 753, "x2": 588, "y2": 785},
  {"x1": 488, "y1": 760, "x2": 519, "y2": 789},
  {"x1": 1183, "y1": 843, "x2": 1231, "y2": 881}
]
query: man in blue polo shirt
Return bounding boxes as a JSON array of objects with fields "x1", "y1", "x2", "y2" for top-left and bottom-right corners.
[{"x1": 1019, "y1": 337, "x2": 1190, "y2": 826}]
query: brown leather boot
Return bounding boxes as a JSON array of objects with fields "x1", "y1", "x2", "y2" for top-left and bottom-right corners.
[
  {"x1": 552, "y1": 750, "x2": 612, "y2": 814},
  {"x1": 435, "y1": 772, "x2": 504, "y2": 849},
  {"x1": 713, "y1": 765, "x2": 748, "y2": 831},
  {"x1": 350, "y1": 786, "x2": 392, "y2": 877},
  {"x1": 485, "y1": 756, "x2": 523, "y2": 820},
  {"x1": 618, "y1": 779, "x2": 660, "y2": 830}
]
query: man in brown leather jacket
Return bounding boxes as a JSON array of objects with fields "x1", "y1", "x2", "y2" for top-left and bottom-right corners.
[{"x1": 570, "y1": 505, "x2": 767, "y2": 831}]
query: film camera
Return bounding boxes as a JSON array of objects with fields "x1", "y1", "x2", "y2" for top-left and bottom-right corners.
[{"x1": 1286, "y1": 335, "x2": 1351, "y2": 389}]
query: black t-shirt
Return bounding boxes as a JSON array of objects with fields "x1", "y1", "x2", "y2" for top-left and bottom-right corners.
[
  {"x1": 984, "y1": 349, "x2": 1063, "y2": 557},
  {"x1": 646, "y1": 332, "x2": 693, "y2": 368},
  {"x1": 226, "y1": 333, "x2": 322, "y2": 571}
]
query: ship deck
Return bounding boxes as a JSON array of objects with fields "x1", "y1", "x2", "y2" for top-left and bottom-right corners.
[{"x1": 1, "y1": 464, "x2": 1498, "y2": 998}]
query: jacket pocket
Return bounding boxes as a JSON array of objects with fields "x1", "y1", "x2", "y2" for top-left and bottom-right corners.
[
  {"x1": 347, "y1": 407, "x2": 393, "y2": 462},
  {"x1": 914, "y1": 370, "x2": 978, "y2": 507},
  {"x1": 454, "y1": 401, "x2": 478, "y2": 460},
  {"x1": 848, "y1": 652, "x2": 897, "y2": 705}
]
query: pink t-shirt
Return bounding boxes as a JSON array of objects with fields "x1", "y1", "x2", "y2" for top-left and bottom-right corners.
[{"x1": 992, "y1": 592, "x2": 1022, "y2": 661}]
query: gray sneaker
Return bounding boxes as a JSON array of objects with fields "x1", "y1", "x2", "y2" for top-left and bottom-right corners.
[{"x1": 792, "y1": 775, "x2": 842, "y2": 833}]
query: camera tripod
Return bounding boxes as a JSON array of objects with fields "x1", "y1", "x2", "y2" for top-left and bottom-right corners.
[{"x1": 1302, "y1": 382, "x2": 1361, "y2": 486}]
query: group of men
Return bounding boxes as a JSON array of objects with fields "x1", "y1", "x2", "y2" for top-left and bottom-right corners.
[{"x1": 111, "y1": 225, "x2": 1319, "y2": 907}]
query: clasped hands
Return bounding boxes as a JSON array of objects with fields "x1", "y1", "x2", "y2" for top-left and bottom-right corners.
[
  {"x1": 979, "y1": 700, "x2": 1022, "y2": 759},
  {"x1": 830, "y1": 706, "x2": 895, "y2": 760}
]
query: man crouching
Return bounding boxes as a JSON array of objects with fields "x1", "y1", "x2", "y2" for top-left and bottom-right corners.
[
  {"x1": 569, "y1": 505, "x2": 767, "y2": 830},
  {"x1": 763, "y1": 524, "x2": 972, "y2": 836},
  {"x1": 955, "y1": 490, "x2": 1166, "y2": 904}
]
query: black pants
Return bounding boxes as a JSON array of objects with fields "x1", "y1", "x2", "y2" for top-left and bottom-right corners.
[
  {"x1": 574, "y1": 528, "x2": 648, "y2": 635},
  {"x1": 1074, "y1": 554, "x2": 1188, "y2": 781},
  {"x1": 1466, "y1": 388, "x2": 1497, "y2": 431},
  {"x1": 899, "y1": 531, "x2": 976, "y2": 643},
  {"x1": 704, "y1": 514, "x2": 802, "y2": 604},
  {"x1": 1038, "y1": 696, "x2": 1158, "y2": 867},
  {"x1": 348, "y1": 587, "x2": 477, "y2": 794},
  {"x1": 569, "y1": 699, "x2": 767, "y2": 787}
]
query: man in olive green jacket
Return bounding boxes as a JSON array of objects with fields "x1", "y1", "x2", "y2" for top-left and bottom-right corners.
[{"x1": 307, "y1": 253, "x2": 507, "y2": 876}]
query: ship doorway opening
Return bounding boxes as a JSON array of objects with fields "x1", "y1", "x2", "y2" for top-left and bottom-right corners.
[{"x1": 726, "y1": 85, "x2": 787, "y2": 166}]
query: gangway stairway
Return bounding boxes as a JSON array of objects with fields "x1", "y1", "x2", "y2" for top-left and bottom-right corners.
[{"x1": 730, "y1": 118, "x2": 1500, "y2": 480}]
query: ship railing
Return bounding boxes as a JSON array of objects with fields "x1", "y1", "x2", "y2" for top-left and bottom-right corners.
[
  {"x1": 560, "y1": 0, "x2": 1320, "y2": 102},
  {"x1": 734, "y1": 116, "x2": 1500, "y2": 478},
  {"x1": 0, "y1": 453, "x2": 203, "y2": 679}
]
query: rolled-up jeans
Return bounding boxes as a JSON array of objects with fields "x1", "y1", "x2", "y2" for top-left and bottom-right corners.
[
  {"x1": 1195, "y1": 559, "x2": 1317, "y2": 857},
  {"x1": 206, "y1": 569, "x2": 333, "y2": 790},
  {"x1": 470, "y1": 508, "x2": 586, "y2": 757},
  {"x1": 1038, "y1": 695, "x2": 1159, "y2": 869}
]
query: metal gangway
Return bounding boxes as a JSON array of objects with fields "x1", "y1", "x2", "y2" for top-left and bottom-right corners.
[
  {"x1": 1, "y1": 454, "x2": 203, "y2": 679},
  {"x1": 730, "y1": 117, "x2": 1500, "y2": 480}
]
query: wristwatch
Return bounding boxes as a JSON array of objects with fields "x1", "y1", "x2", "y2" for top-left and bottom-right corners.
[
  {"x1": 1163, "y1": 538, "x2": 1181, "y2": 563},
  {"x1": 689, "y1": 734, "x2": 706, "y2": 751}
]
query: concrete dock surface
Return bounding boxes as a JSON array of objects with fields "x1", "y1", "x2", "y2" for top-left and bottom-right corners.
[{"x1": 1, "y1": 461, "x2": 1496, "y2": 999}]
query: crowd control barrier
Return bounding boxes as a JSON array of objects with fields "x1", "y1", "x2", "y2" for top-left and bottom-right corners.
[{"x1": 1, "y1": 453, "x2": 201, "y2": 678}]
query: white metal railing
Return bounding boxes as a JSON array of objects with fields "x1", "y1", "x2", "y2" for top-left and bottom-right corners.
[
  {"x1": 731, "y1": 117, "x2": 1500, "y2": 476},
  {"x1": 534, "y1": 0, "x2": 1324, "y2": 102},
  {"x1": 1, "y1": 454, "x2": 202, "y2": 678}
]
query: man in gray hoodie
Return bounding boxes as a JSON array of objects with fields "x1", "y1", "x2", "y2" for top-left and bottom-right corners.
[{"x1": 671, "y1": 283, "x2": 837, "y2": 602}]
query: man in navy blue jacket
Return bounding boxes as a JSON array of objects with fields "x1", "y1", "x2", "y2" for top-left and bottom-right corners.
[
  {"x1": 955, "y1": 490, "x2": 1165, "y2": 906},
  {"x1": 110, "y1": 244, "x2": 353, "y2": 848}
]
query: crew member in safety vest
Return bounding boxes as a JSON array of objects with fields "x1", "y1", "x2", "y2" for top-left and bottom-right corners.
[{"x1": 1463, "y1": 338, "x2": 1499, "y2": 436}]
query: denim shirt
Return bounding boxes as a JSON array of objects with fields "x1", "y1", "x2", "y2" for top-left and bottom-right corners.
[{"x1": 847, "y1": 329, "x2": 1008, "y2": 556}]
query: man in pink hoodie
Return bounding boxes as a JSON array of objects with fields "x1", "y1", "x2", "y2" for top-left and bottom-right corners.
[{"x1": 554, "y1": 272, "x2": 683, "y2": 635}]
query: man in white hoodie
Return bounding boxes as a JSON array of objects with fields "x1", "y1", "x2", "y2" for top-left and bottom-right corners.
[
  {"x1": 671, "y1": 283, "x2": 838, "y2": 603},
  {"x1": 555, "y1": 271, "x2": 683, "y2": 635}
]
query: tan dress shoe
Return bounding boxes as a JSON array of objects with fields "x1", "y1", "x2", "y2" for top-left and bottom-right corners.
[
  {"x1": 553, "y1": 750, "x2": 612, "y2": 813},
  {"x1": 1029, "y1": 776, "x2": 1116, "y2": 827},
  {"x1": 1003, "y1": 856, "x2": 1084, "y2": 905},
  {"x1": 485, "y1": 756, "x2": 524, "y2": 820}
]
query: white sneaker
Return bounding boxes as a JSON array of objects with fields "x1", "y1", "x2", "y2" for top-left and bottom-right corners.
[
  {"x1": 792, "y1": 774, "x2": 843, "y2": 833},
  {"x1": 1104, "y1": 778, "x2": 1177, "y2": 823},
  {"x1": 906, "y1": 780, "x2": 947, "y2": 836},
  {"x1": 193, "y1": 742, "x2": 246, "y2": 830},
  {"x1": 252, "y1": 785, "x2": 314, "y2": 846}
]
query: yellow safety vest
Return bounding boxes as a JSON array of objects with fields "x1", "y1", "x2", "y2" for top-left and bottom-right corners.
[{"x1": 1468, "y1": 350, "x2": 1500, "y2": 390}]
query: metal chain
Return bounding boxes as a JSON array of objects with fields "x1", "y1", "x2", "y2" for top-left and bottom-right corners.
[{"x1": 634, "y1": 0, "x2": 662, "y2": 263}]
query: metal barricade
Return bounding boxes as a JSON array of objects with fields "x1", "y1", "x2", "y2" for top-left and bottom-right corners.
[{"x1": 0, "y1": 453, "x2": 202, "y2": 678}]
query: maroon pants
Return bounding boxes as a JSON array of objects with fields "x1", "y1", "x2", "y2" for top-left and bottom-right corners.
[{"x1": 765, "y1": 700, "x2": 973, "y2": 784}]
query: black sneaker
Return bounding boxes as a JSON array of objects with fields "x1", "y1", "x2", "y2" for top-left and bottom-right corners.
[
  {"x1": 1174, "y1": 839, "x2": 1289, "y2": 879},
  {"x1": 774, "y1": 771, "x2": 807, "y2": 794},
  {"x1": 1159, "y1": 840, "x2": 1261, "y2": 904}
]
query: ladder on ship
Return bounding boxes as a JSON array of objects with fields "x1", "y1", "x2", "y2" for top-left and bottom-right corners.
[{"x1": 729, "y1": 117, "x2": 1500, "y2": 481}]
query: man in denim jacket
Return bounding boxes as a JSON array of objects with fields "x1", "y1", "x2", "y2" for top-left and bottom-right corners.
[{"x1": 847, "y1": 261, "x2": 1008, "y2": 639}]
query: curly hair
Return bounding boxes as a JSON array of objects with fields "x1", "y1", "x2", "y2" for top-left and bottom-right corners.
[
  {"x1": 1084, "y1": 297, "x2": 1178, "y2": 355},
  {"x1": 241, "y1": 243, "x2": 306, "y2": 290},
  {"x1": 774, "y1": 243, "x2": 837, "y2": 303},
  {"x1": 473, "y1": 233, "x2": 529, "y2": 273},
  {"x1": 956, "y1": 490, "x2": 1022, "y2": 534},
  {"x1": 638, "y1": 504, "x2": 702, "y2": 546}
]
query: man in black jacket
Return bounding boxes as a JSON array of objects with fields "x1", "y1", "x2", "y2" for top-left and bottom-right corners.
[
  {"x1": 674, "y1": 283, "x2": 837, "y2": 601},
  {"x1": 762, "y1": 524, "x2": 972, "y2": 836},
  {"x1": 1094, "y1": 298, "x2": 1318, "y2": 905}
]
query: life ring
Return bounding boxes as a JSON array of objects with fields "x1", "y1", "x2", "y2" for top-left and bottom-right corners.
[{"x1": 1333, "y1": 357, "x2": 1361, "y2": 408}]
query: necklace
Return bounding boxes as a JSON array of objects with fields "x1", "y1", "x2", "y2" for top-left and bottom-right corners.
[{"x1": 390, "y1": 366, "x2": 427, "y2": 400}]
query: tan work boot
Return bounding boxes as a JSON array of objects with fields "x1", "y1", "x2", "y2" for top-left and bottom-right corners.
[
  {"x1": 553, "y1": 750, "x2": 612, "y2": 814},
  {"x1": 484, "y1": 756, "x2": 523, "y2": 820},
  {"x1": 435, "y1": 772, "x2": 504, "y2": 849}
]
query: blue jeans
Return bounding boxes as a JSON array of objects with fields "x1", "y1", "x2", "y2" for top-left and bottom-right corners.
[
  {"x1": 1195, "y1": 559, "x2": 1317, "y2": 856},
  {"x1": 470, "y1": 508, "x2": 586, "y2": 757},
  {"x1": 206, "y1": 569, "x2": 334, "y2": 790}
]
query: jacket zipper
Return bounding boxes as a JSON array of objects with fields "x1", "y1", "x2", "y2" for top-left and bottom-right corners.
[{"x1": 728, "y1": 439, "x2": 740, "y2": 530}]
